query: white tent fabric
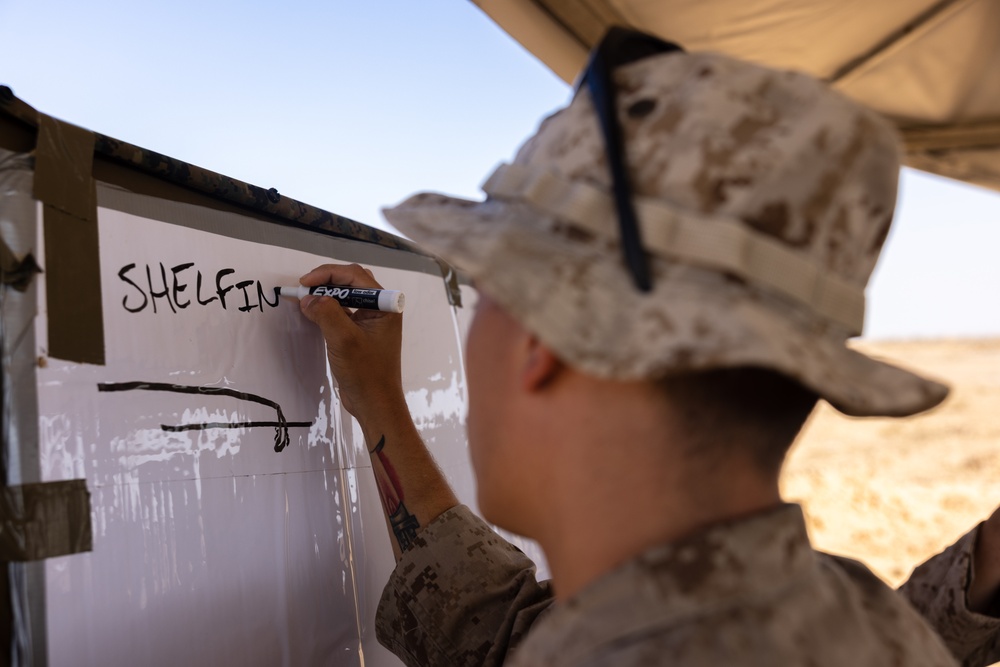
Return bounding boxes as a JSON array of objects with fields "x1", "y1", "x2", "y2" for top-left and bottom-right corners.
[{"x1": 472, "y1": 0, "x2": 1000, "y2": 193}]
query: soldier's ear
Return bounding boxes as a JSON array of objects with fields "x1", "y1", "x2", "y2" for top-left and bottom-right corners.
[{"x1": 520, "y1": 335, "x2": 563, "y2": 392}]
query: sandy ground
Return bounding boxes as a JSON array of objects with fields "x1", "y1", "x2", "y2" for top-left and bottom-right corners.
[{"x1": 783, "y1": 337, "x2": 1000, "y2": 587}]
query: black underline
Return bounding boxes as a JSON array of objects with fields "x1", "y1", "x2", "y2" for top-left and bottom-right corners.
[{"x1": 161, "y1": 421, "x2": 312, "y2": 432}]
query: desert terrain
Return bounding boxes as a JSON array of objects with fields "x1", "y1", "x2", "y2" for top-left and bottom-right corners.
[{"x1": 783, "y1": 337, "x2": 1000, "y2": 586}]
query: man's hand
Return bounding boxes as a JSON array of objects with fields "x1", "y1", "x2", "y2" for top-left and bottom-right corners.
[
  {"x1": 969, "y1": 505, "x2": 1000, "y2": 615},
  {"x1": 296, "y1": 263, "x2": 405, "y2": 425}
]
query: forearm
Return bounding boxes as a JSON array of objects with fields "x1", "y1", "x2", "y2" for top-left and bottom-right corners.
[
  {"x1": 294, "y1": 262, "x2": 460, "y2": 560},
  {"x1": 357, "y1": 393, "x2": 459, "y2": 560}
]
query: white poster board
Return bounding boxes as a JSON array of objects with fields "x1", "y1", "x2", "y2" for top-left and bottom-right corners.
[{"x1": 32, "y1": 188, "x2": 496, "y2": 667}]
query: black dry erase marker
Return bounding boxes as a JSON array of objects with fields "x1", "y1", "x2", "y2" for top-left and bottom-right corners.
[{"x1": 278, "y1": 285, "x2": 405, "y2": 313}]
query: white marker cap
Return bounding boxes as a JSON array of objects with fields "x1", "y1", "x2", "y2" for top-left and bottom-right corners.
[
  {"x1": 378, "y1": 290, "x2": 405, "y2": 313},
  {"x1": 279, "y1": 286, "x2": 310, "y2": 299}
]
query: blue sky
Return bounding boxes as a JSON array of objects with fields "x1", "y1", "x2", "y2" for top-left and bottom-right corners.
[{"x1": 3, "y1": 0, "x2": 998, "y2": 339}]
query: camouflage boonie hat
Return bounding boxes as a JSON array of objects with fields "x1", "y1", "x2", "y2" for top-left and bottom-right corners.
[{"x1": 384, "y1": 50, "x2": 949, "y2": 417}]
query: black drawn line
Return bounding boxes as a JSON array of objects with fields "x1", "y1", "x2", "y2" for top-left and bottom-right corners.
[
  {"x1": 161, "y1": 421, "x2": 312, "y2": 432},
  {"x1": 97, "y1": 381, "x2": 312, "y2": 452}
]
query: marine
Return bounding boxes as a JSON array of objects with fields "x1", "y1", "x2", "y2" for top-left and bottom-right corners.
[{"x1": 297, "y1": 28, "x2": 1000, "y2": 667}]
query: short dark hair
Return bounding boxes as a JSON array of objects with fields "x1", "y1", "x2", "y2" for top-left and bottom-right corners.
[{"x1": 657, "y1": 367, "x2": 819, "y2": 473}]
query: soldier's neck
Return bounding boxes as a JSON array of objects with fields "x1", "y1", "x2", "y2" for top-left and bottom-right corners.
[{"x1": 534, "y1": 436, "x2": 783, "y2": 602}]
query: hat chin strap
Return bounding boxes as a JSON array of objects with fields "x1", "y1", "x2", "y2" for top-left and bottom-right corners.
[{"x1": 482, "y1": 162, "x2": 866, "y2": 336}]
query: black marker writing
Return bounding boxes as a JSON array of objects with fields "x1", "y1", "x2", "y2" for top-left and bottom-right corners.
[
  {"x1": 171, "y1": 262, "x2": 194, "y2": 309},
  {"x1": 162, "y1": 420, "x2": 311, "y2": 433},
  {"x1": 97, "y1": 381, "x2": 312, "y2": 452},
  {"x1": 116, "y1": 262, "x2": 279, "y2": 315},
  {"x1": 118, "y1": 263, "x2": 148, "y2": 313},
  {"x1": 216, "y1": 268, "x2": 235, "y2": 309},
  {"x1": 146, "y1": 263, "x2": 176, "y2": 314}
]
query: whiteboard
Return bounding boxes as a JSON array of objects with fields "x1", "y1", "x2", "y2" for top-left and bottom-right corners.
[{"x1": 32, "y1": 187, "x2": 498, "y2": 667}]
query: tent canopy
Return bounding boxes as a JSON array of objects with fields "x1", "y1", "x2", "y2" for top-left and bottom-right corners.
[{"x1": 472, "y1": 0, "x2": 1000, "y2": 193}]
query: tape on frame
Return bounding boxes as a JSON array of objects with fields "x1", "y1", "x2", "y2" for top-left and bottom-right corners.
[{"x1": 33, "y1": 114, "x2": 105, "y2": 365}]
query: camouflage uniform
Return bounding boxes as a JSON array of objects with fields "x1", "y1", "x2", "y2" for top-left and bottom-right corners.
[
  {"x1": 376, "y1": 40, "x2": 996, "y2": 667},
  {"x1": 376, "y1": 505, "x2": 999, "y2": 667},
  {"x1": 903, "y1": 529, "x2": 1000, "y2": 666}
]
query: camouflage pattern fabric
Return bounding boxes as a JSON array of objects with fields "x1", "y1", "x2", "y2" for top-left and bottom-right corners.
[
  {"x1": 377, "y1": 505, "x2": 999, "y2": 667},
  {"x1": 383, "y1": 51, "x2": 948, "y2": 418},
  {"x1": 901, "y1": 527, "x2": 1000, "y2": 667},
  {"x1": 376, "y1": 506, "x2": 553, "y2": 666}
]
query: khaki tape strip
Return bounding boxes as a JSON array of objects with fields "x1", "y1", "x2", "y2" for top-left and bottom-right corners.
[
  {"x1": 0, "y1": 480, "x2": 92, "y2": 562},
  {"x1": 33, "y1": 115, "x2": 105, "y2": 365},
  {"x1": 42, "y1": 205, "x2": 106, "y2": 364},
  {"x1": 33, "y1": 115, "x2": 96, "y2": 219}
]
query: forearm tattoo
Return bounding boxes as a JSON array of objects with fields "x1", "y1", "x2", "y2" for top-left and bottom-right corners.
[{"x1": 370, "y1": 435, "x2": 420, "y2": 551}]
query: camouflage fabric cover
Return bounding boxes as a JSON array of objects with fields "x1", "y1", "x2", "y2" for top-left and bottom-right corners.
[
  {"x1": 901, "y1": 526, "x2": 1000, "y2": 667},
  {"x1": 383, "y1": 51, "x2": 948, "y2": 417},
  {"x1": 376, "y1": 507, "x2": 552, "y2": 666},
  {"x1": 376, "y1": 505, "x2": 999, "y2": 667}
]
